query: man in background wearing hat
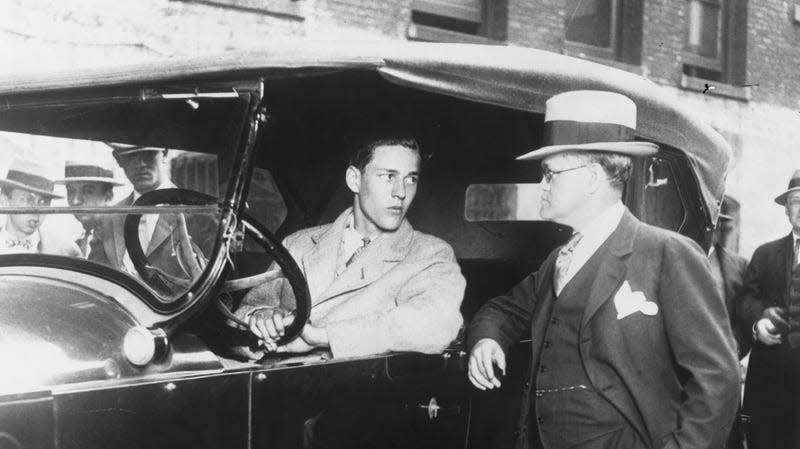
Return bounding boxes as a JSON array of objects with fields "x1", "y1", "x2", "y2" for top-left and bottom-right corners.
[
  {"x1": 94, "y1": 144, "x2": 212, "y2": 291},
  {"x1": 737, "y1": 170, "x2": 800, "y2": 449},
  {"x1": 467, "y1": 90, "x2": 739, "y2": 449},
  {"x1": 60, "y1": 160, "x2": 123, "y2": 259},
  {"x1": 0, "y1": 158, "x2": 81, "y2": 257}
]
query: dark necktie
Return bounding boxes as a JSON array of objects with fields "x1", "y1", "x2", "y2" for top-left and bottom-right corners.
[
  {"x1": 346, "y1": 237, "x2": 370, "y2": 268},
  {"x1": 554, "y1": 232, "x2": 583, "y2": 295},
  {"x1": 75, "y1": 229, "x2": 92, "y2": 257}
]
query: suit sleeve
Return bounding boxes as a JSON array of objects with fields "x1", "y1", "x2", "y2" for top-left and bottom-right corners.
[
  {"x1": 233, "y1": 236, "x2": 298, "y2": 322},
  {"x1": 325, "y1": 243, "x2": 465, "y2": 358},
  {"x1": 736, "y1": 245, "x2": 769, "y2": 331},
  {"x1": 465, "y1": 266, "x2": 542, "y2": 355},
  {"x1": 659, "y1": 237, "x2": 740, "y2": 449}
]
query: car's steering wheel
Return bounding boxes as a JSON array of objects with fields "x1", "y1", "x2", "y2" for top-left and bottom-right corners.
[{"x1": 123, "y1": 188, "x2": 311, "y2": 345}]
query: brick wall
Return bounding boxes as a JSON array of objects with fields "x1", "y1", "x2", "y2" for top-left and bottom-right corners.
[{"x1": 746, "y1": 0, "x2": 800, "y2": 108}]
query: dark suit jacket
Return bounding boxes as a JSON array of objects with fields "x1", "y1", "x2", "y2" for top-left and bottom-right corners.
[
  {"x1": 91, "y1": 193, "x2": 217, "y2": 294},
  {"x1": 468, "y1": 211, "x2": 740, "y2": 449},
  {"x1": 712, "y1": 245, "x2": 749, "y2": 357},
  {"x1": 736, "y1": 234, "x2": 800, "y2": 448}
]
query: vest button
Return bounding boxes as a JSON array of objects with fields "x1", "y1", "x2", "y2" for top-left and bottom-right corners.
[
  {"x1": 543, "y1": 340, "x2": 551, "y2": 349},
  {"x1": 539, "y1": 365, "x2": 547, "y2": 373},
  {"x1": 551, "y1": 317, "x2": 559, "y2": 325},
  {"x1": 537, "y1": 417, "x2": 545, "y2": 425}
]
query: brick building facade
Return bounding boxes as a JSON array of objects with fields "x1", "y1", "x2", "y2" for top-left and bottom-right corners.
[{"x1": 2, "y1": 0, "x2": 799, "y2": 256}]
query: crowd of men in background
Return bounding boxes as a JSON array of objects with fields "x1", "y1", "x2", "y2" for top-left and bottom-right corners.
[{"x1": 0, "y1": 142, "x2": 210, "y2": 293}]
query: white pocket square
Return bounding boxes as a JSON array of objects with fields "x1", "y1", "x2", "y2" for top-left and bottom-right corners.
[{"x1": 613, "y1": 280, "x2": 658, "y2": 319}]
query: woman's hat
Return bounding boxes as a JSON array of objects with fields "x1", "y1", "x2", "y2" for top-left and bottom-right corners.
[
  {"x1": 774, "y1": 170, "x2": 800, "y2": 205},
  {"x1": 516, "y1": 90, "x2": 659, "y2": 161},
  {"x1": 0, "y1": 158, "x2": 62, "y2": 199}
]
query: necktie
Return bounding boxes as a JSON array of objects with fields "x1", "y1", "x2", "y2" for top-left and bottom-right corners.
[
  {"x1": 795, "y1": 238, "x2": 800, "y2": 267},
  {"x1": 346, "y1": 237, "x2": 370, "y2": 268},
  {"x1": 789, "y1": 239, "x2": 800, "y2": 348},
  {"x1": 554, "y1": 232, "x2": 583, "y2": 295},
  {"x1": 75, "y1": 229, "x2": 92, "y2": 257}
]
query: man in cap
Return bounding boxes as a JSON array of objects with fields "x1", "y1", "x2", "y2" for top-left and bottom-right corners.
[
  {"x1": 0, "y1": 158, "x2": 81, "y2": 257},
  {"x1": 234, "y1": 133, "x2": 465, "y2": 359},
  {"x1": 737, "y1": 170, "x2": 800, "y2": 449},
  {"x1": 59, "y1": 160, "x2": 123, "y2": 259},
  {"x1": 467, "y1": 90, "x2": 739, "y2": 449},
  {"x1": 94, "y1": 143, "x2": 211, "y2": 291}
]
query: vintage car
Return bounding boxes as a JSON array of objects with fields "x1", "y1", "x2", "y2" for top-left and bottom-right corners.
[{"x1": 0, "y1": 42, "x2": 729, "y2": 449}]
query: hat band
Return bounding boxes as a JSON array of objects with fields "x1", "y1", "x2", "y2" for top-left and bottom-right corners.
[
  {"x1": 6, "y1": 170, "x2": 54, "y2": 193},
  {"x1": 543, "y1": 120, "x2": 635, "y2": 147},
  {"x1": 65, "y1": 165, "x2": 114, "y2": 180}
]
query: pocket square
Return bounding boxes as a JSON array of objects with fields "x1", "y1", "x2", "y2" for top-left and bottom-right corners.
[{"x1": 614, "y1": 280, "x2": 658, "y2": 319}]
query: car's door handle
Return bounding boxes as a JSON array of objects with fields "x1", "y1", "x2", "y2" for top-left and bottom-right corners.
[{"x1": 418, "y1": 397, "x2": 461, "y2": 420}]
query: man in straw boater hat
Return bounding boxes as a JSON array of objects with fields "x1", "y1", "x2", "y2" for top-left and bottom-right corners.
[
  {"x1": 467, "y1": 90, "x2": 739, "y2": 449},
  {"x1": 0, "y1": 157, "x2": 81, "y2": 257},
  {"x1": 737, "y1": 169, "x2": 800, "y2": 449},
  {"x1": 58, "y1": 160, "x2": 124, "y2": 259}
]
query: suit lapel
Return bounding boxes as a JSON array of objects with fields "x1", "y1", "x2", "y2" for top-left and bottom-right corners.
[
  {"x1": 580, "y1": 211, "x2": 637, "y2": 329},
  {"x1": 317, "y1": 218, "x2": 413, "y2": 304},
  {"x1": 302, "y1": 210, "x2": 350, "y2": 302},
  {"x1": 781, "y1": 234, "x2": 793, "y2": 305}
]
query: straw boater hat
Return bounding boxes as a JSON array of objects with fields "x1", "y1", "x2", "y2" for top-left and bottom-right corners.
[
  {"x1": 57, "y1": 160, "x2": 124, "y2": 186},
  {"x1": 774, "y1": 169, "x2": 800, "y2": 205},
  {"x1": 106, "y1": 142, "x2": 167, "y2": 156},
  {"x1": 516, "y1": 90, "x2": 660, "y2": 161},
  {"x1": 0, "y1": 158, "x2": 62, "y2": 199}
]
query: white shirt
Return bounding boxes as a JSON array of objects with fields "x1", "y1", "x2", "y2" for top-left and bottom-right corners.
[
  {"x1": 122, "y1": 181, "x2": 177, "y2": 274},
  {"x1": 792, "y1": 231, "x2": 800, "y2": 266},
  {"x1": 336, "y1": 213, "x2": 371, "y2": 276},
  {"x1": 0, "y1": 226, "x2": 41, "y2": 254},
  {"x1": 559, "y1": 201, "x2": 626, "y2": 288}
]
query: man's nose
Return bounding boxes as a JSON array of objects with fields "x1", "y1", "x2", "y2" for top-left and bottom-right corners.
[
  {"x1": 69, "y1": 194, "x2": 83, "y2": 206},
  {"x1": 392, "y1": 180, "x2": 406, "y2": 199}
]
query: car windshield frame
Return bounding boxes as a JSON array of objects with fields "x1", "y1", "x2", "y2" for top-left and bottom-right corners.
[{"x1": 0, "y1": 79, "x2": 265, "y2": 327}]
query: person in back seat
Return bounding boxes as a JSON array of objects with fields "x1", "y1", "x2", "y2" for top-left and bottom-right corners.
[{"x1": 235, "y1": 133, "x2": 465, "y2": 359}]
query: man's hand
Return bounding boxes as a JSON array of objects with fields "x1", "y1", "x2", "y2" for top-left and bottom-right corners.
[
  {"x1": 755, "y1": 306, "x2": 789, "y2": 346},
  {"x1": 277, "y1": 323, "x2": 329, "y2": 353},
  {"x1": 755, "y1": 318, "x2": 782, "y2": 346},
  {"x1": 468, "y1": 338, "x2": 506, "y2": 390},
  {"x1": 248, "y1": 307, "x2": 290, "y2": 352}
]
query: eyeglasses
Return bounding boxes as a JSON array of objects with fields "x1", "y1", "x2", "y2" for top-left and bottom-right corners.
[{"x1": 541, "y1": 164, "x2": 588, "y2": 183}]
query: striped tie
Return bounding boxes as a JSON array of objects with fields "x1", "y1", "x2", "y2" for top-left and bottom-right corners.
[
  {"x1": 346, "y1": 237, "x2": 371, "y2": 268},
  {"x1": 554, "y1": 232, "x2": 583, "y2": 295}
]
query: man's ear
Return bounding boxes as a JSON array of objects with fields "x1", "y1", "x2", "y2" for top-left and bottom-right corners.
[
  {"x1": 345, "y1": 166, "x2": 361, "y2": 194},
  {"x1": 586, "y1": 163, "x2": 604, "y2": 194}
]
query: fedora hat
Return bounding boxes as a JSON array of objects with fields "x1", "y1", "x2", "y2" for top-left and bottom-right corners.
[
  {"x1": 107, "y1": 142, "x2": 166, "y2": 156},
  {"x1": 0, "y1": 158, "x2": 61, "y2": 199},
  {"x1": 774, "y1": 169, "x2": 800, "y2": 205},
  {"x1": 57, "y1": 160, "x2": 125, "y2": 186},
  {"x1": 516, "y1": 90, "x2": 659, "y2": 161}
]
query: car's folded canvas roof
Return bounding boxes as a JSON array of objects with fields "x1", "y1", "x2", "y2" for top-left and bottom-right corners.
[{"x1": 0, "y1": 41, "x2": 730, "y2": 221}]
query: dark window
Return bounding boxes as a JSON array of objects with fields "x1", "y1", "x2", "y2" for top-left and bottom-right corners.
[
  {"x1": 683, "y1": 0, "x2": 748, "y2": 85},
  {"x1": 564, "y1": 0, "x2": 643, "y2": 65},
  {"x1": 565, "y1": 0, "x2": 617, "y2": 49},
  {"x1": 408, "y1": 0, "x2": 507, "y2": 43}
]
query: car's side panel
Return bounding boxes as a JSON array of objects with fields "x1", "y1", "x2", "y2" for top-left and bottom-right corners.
[
  {"x1": 251, "y1": 351, "x2": 470, "y2": 449},
  {"x1": 54, "y1": 373, "x2": 249, "y2": 449}
]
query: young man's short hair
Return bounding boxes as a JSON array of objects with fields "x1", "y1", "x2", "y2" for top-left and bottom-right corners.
[{"x1": 349, "y1": 134, "x2": 422, "y2": 172}]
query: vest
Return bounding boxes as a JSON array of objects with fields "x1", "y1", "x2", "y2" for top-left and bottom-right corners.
[{"x1": 534, "y1": 239, "x2": 636, "y2": 449}]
